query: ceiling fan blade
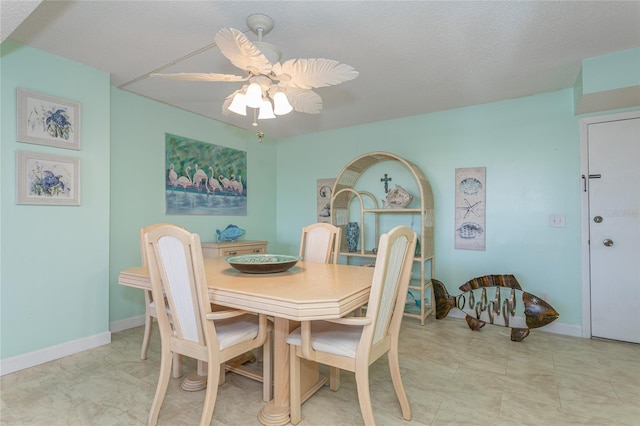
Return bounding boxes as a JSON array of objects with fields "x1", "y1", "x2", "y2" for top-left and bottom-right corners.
[
  {"x1": 274, "y1": 59, "x2": 359, "y2": 90},
  {"x1": 151, "y1": 73, "x2": 248, "y2": 82},
  {"x1": 215, "y1": 28, "x2": 273, "y2": 75},
  {"x1": 286, "y1": 88, "x2": 323, "y2": 114}
]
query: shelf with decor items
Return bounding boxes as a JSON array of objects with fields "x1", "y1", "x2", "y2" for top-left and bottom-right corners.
[{"x1": 330, "y1": 152, "x2": 435, "y2": 324}]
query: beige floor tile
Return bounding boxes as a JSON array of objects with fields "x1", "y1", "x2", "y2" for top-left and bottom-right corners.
[{"x1": 1, "y1": 318, "x2": 638, "y2": 425}]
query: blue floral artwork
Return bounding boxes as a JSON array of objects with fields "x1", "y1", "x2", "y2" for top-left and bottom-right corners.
[
  {"x1": 17, "y1": 151, "x2": 80, "y2": 206},
  {"x1": 17, "y1": 89, "x2": 81, "y2": 150},
  {"x1": 165, "y1": 133, "x2": 247, "y2": 216}
]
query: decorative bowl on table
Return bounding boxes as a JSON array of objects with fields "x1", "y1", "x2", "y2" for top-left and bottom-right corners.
[{"x1": 225, "y1": 254, "x2": 302, "y2": 274}]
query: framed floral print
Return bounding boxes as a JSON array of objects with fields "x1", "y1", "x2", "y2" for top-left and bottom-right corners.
[
  {"x1": 16, "y1": 151, "x2": 81, "y2": 206},
  {"x1": 17, "y1": 88, "x2": 81, "y2": 150}
]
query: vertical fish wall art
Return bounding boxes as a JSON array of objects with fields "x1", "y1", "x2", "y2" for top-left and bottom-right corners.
[{"x1": 433, "y1": 275, "x2": 559, "y2": 341}]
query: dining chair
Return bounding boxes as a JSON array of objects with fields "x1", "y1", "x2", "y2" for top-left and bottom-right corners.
[
  {"x1": 140, "y1": 223, "x2": 186, "y2": 379},
  {"x1": 299, "y1": 222, "x2": 341, "y2": 264},
  {"x1": 143, "y1": 224, "x2": 272, "y2": 426},
  {"x1": 139, "y1": 223, "x2": 173, "y2": 361},
  {"x1": 287, "y1": 225, "x2": 417, "y2": 425},
  {"x1": 298, "y1": 222, "x2": 343, "y2": 388}
]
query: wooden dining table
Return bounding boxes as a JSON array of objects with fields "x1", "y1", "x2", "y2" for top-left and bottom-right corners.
[{"x1": 118, "y1": 256, "x2": 374, "y2": 426}]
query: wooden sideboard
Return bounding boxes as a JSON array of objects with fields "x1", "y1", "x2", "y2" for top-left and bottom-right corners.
[{"x1": 201, "y1": 240, "x2": 268, "y2": 258}]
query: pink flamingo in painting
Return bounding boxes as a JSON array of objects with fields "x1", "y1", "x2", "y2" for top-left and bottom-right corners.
[
  {"x1": 208, "y1": 167, "x2": 222, "y2": 193},
  {"x1": 174, "y1": 166, "x2": 192, "y2": 192},
  {"x1": 218, "y1": 174, "x2": 233, "y2": 192},
  {"x1": 168, "y1": 164, "x2": 178, "y2": 187},
  {"x1": 230, "y1": 174, "x2": 244, "y2": 195},
  {"x1": 192, "y1": 164, "x2": 208, "y2": 192}
]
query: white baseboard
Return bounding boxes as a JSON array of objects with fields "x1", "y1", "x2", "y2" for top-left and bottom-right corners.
[
  {"x1": 445, "y1": 309, "x2": 583, "y2": 338},
  {"x1": 0, "y1": 331, "x2": 111, "y2": 376},
  {"x1": 539, "y1": 321, "x2": 582, "y2": 337},
  {"x1": 109, "y1": 314, "x2": 145, "y2": 333}
]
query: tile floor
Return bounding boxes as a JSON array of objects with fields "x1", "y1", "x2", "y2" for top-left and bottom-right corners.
[{"x1": 1, "y1": 317, "x2": 639, "y2": 425}]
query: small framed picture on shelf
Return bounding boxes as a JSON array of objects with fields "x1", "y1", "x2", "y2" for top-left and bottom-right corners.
[
  {"x1": 16, "y1": 151, "x2": 81, "y2": 206},
  {"x1": 16, "y1": 88, "x2": 81, "y2": 150}
]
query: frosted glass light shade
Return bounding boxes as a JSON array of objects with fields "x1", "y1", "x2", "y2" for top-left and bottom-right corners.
[
  {"x1": 258, "y1": 100, "x2": 276, "y2": 119},
  {"x1": 228, "y1": 93, "x2": 247, "y2": 115},
  {"x1": 273, "y1": 92, "x2": 293, "y2": 115},
  {"x1": 245, "y1": 83, "x2": 263, "y2": 108}
]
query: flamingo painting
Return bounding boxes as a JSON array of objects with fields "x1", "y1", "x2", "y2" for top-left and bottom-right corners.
[{"x1": 165, "y1": 133, "x2": 247, "y2": 215}]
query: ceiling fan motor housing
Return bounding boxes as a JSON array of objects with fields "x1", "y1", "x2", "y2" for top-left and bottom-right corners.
[{"x1": 246, "y1": 14, "x2": 275, "y2": 37}]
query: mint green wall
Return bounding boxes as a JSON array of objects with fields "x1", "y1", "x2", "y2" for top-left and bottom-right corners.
[
  {"x1": 1, "y1": 40, "x2": 637, "y2": 363},
  {"x1": 109, "y1": 88, "x2": 278, "y2": 323},
  {"x1": 582, "y1": 48, "x2": 640, "y2": 94},
  {"x1": 276, "y1": 90, "x2": 585, "y2": 325},
  {"x1": 1, "y1": 41, "x2": 111, "y2": 358}
]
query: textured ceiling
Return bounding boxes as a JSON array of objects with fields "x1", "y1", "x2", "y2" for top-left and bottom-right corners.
[{"x1": 3, "y1": 1, "x2": 640, "y2": 139}]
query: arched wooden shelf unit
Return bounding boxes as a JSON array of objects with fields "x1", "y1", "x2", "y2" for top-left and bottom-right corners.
[{"x1": 330, "y1": 151, "x2": 435, "y2": 324}]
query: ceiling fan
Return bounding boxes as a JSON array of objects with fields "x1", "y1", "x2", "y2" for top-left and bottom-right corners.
[{"x1": 151, "y1": 14, "x2": 359, "y2": 120}]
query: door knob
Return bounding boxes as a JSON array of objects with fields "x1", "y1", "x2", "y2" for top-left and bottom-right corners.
[
  {"x1": 593, "y1": 216, "x2": 603, "y2": 223},
  {"x1": 603, "y1": 239, "x2": 614, "y2": 247}
]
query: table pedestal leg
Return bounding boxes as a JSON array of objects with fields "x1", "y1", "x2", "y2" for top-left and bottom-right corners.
[
  {"x1": 180, "y1": 351, "x2": 258, "y2": 392},
  {"x1": 181, "y1": 360, "x2": 208, "y2": 391},
  {"x1": 258, "y1": 318, "x2": 325, "y2": 426},
  {"x1": 258, "y1": 318, "x2": 291, "y2": 425}
]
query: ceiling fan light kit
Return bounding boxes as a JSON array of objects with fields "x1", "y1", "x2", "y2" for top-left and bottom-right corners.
[
  {"x1": 273, "y1": 91, "x2": 293, "y2": 115},
  {"x1": 258, "y1": 99, "x2": 276, "y2": 119},
  {"x1": 245, "y1": 82, "x2": 263, "y2": 108},
  {"x1": 227, "y1": 92, "x2": 247, "y2": 116},
  {"x1": 151, "y1": 13, "x2": 358, "y2": 126}
]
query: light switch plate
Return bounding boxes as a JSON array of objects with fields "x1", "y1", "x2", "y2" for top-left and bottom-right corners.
[{"x1": 549, "y1": 214, "x2": 566, "y2": 227}]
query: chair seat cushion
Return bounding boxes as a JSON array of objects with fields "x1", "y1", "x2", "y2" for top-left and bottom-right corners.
[
  {"x1": 286, "y1": 321, "x2": 363, "y2": 358},
  {"x1": 215, "y1": 314, "x2": 260, "y2": 350}
]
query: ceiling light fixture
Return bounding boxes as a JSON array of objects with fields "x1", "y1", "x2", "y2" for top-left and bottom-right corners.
[
  {"x1": 227, "y1": 92, "x2": 247, "y2": 116},
  {"x1": 258, "y1": 98, "x2": 276, "y2": 119},
  {"x1": 227, "y1": 84, "x2": 293, "y2": 123},
  {"x1": 225, "y1": 16, "x2": 291, "y2": 124},
  {"x1": 151, "y1": 13, "x2": 358, "y2": 127}
]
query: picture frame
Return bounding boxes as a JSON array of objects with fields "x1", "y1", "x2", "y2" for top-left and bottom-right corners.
[
  {"x1": 16, "y1": 151, "x2": 81, "y2": 206},
  {"x1": 17, "y1": 88, "x2": 81, "y2": 150},
  {"x1": 165, "y1": 133, "x2": 247, "y2": 215},
  {"x1": 317, "y1": 178, "x2": 336, "y2": 223},
  {"x1": 454, "y1": 166, "x2": 486, "y2": 250}
]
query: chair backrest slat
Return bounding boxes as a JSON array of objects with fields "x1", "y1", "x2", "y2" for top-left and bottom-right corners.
[
  {"x1": 364, "y1": 226, "x2": 416, "y2": 347},
  {"x1": 145, "y1": 225, "x2": 213, "y2": 347},
  {"x1": 157, "y1": 235, "x2": 201, "y2": 343}
]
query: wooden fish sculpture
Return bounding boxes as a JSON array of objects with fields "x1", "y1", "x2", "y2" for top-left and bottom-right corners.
[{"x1": 433, "y1": 275, "x2": 559, "y2": 341}]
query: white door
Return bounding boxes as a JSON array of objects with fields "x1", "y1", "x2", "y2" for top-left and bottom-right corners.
[{"x1": 587, "y1": 115, "x2": 640, "y2": 343}]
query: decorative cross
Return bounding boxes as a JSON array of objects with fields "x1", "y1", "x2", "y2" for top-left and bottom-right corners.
[{"x1": 380, "y1": 174, "x2": 392, "y2": 193}]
